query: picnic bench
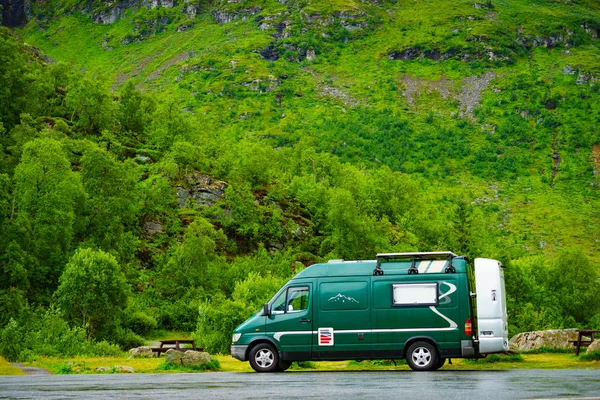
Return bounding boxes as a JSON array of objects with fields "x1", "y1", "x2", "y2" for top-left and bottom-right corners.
[
  {"x1": 151, "y1": 339, "x2": 203, "y2": 357},
  {"x1": 569, "y1": 330, "x2": 600, "y2": 355}
]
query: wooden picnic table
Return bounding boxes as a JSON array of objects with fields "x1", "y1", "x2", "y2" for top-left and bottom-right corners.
[
  {"x1": 570, "y1": 330, "x2": 600, "y2": 355},
  {"x1": 151, "y1": 339, "x2": 203, "y2": 356}
]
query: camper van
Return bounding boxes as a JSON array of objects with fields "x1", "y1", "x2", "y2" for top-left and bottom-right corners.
[{"x1": 231, "y1": 252, "x2": 508, "y2": 372}]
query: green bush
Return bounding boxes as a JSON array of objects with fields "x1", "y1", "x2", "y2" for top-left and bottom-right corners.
[
  {"x1": 113, "y1": 329, "x2": 145, "y2": 350},
  {"x1": 56, "y1": 363, "x2": 74, "y2": 374},
  {"x1": 91, "y1": 340, "x2": 124, "y2": 357},
  {"x1": 156, "y1": 359, "x2": 221, "y2": 372},
  {"x1": 522, "y1": 346, "x2": 574, "y2": 354},
  {"x1": 124, "y1": 311, "x2": 158, "y2": 336},
  {"x1": 579, "y1": 351, "x2": 600, "y2": 362},
  {"x1": 157, "y1": 299, "x2": 200, "y2": 332}
]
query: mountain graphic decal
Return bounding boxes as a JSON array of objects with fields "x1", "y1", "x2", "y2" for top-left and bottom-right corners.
[{"x1": 328, "y1": 293, "x2": 359, "y2": 304}]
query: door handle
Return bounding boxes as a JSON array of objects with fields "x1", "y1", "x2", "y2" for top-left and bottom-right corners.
[{"x1": 299, "y1": 318, "x2": 311, "y2": 323}]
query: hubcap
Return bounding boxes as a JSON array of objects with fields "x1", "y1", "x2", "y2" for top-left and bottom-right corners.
[
  {"x1": 412, "y1": 347, "x2": 432, "y2": 367},
  {"x1": 255, "y1": 349, "x2": 274, "y2": 368}
]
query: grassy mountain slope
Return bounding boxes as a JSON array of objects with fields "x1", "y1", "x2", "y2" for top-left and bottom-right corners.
[{"x1": 19, "y1": 0, "x2": 599, "y2": 262}]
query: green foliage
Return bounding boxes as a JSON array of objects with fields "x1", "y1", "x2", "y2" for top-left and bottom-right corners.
[
  {"x1": 55, "y1": 248, "x2": 129, "y2": 340},
  {"x1": 56, "y1": 362, "x2": 74, "y2": 374},
  {"x1": 0, "y1": 308, "x2": 92, "y2": 362},
  {"x1": 464, "y1": 353, "x2": 524, "y2": 364},
  {"x1": 196, "y1": 272, "x2": 285, "y2": 353},
  {"x1": 156, "y1": 359, "x2": 221, "y2": 372},
  {"x1": 0, "y1": 0, "x2": 597, "y2": 358},
  {"x1": 579, "y1": 351, "x2": 600, "y2": 362},
  {"x1": 522, "y1": 346, "x2": 575, "y2": 354},
  {"x1": 123, "y1": 311, "x2": 158, "y2": 336}
]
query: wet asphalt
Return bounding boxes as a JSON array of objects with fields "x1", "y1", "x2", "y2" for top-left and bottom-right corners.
[{"x1": 1, "y1": 369, "x2": 599, "y2": 399}]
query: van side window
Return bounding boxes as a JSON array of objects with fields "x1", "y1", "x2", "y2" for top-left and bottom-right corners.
[
  {"x1": 272, "y1": 286, "x2": 310, "y2": 314},
  {"x1": 392, "y1": 283, "x2": 438, "y2": 307}
]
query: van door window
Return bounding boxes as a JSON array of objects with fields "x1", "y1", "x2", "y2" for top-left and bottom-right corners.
[{"x1": 271, "y1": 286, "x2": 310, "y2": 314}]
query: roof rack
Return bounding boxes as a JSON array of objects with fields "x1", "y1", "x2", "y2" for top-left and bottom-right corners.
[{"x1": 373, "y1": 251, "x2": 458, "y2": 276}]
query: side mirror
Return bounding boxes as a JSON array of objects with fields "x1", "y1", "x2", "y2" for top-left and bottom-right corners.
[{"x1": 263, "y1": 303, "x2": 271, "y2": 317}]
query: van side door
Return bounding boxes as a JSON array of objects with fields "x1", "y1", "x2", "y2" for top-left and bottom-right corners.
[{"x1": 266, "y1": 283, "x2": 313, "y2": 360}]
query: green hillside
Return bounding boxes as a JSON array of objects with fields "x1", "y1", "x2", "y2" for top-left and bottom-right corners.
[{"x1": 0, "y1": 0, "x2": 599, "y2": 359}]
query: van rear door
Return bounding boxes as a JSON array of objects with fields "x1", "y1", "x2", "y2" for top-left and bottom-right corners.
[{"x1": 474, "y1": 258, "x2": 509, "y2": 354}]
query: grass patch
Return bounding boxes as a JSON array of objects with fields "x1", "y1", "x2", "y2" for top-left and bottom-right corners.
[
  {"x1": 0, "y1": 357, "x2": 25, "y2": 376},
  {"x1": 156, "y1": 359, "x2": 221, "y2": 372},
  {"x1": 463, "y1": 353, "x2": 525, "y2": 364},
  {"x1": 522, "y1": 346, "x2": 575, "y2": 354},
  {"x1": 579, "y1": 351, "x2": 600, "y2": 362}
]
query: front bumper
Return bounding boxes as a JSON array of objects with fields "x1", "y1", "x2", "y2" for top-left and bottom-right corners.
[{"x1": 231, "y1": 345, "x2": 249, "y2": 361}]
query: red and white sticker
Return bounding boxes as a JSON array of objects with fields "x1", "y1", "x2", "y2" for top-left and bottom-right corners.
[{"x1": 318, "y1": 327, "x2": 334, "y2": 346}]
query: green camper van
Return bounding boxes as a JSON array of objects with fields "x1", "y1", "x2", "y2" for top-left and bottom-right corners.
[{"x1": 231, "y1": 252, "x2": 509, "y2": 372}]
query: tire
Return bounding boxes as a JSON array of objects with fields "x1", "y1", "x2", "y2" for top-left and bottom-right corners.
[
  {"x1": 433, "y1": 357, "x2": 446, "y2": 370},
  {"x1": 406, "y1": 341, "x2": 439, "y2": 371},
  {"x1": 277, "y1": 360, "x2": 292, "y2": 372},
  {"x1": 249, "y1": 343, "x2": 279, "y2": 373}
]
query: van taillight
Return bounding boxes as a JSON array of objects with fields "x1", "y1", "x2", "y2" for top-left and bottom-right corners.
[{"x1": 465, "y1": 317, "x2": 473, "y2": 337}]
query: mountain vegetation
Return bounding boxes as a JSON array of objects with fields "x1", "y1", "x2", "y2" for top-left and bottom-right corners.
[{"x1": 0, "y1": 0, "x2": 599, "y2": 360}]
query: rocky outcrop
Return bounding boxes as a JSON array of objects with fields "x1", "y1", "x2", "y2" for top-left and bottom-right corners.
[
  {"x1": 1, "y1": 0, "x2": 29, "y2": 27},
  {"x1": 212, "y1": 7, "x2": 262, "y2": 24},
  {"x1": 176, "y1": 174, "x2": 227, "y2": 208},
  {"x1": 509, "y1": 329, "x2": 578, "y2": 351}
]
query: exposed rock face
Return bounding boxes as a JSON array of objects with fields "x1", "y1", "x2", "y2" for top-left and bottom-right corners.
[
  {"x1": 587, "y1": 339, "x2": 600, "y2": 353},
  {"x1": 128, "y1": 346, "x2": 156, "y2": 358},
  {"x1": 1, "y1": 0, "x2": 29, "y2": 27},
  {"x1": 509, "y1": 329, "x2": 578, "y2": 351},
  {"x1": 181, "y1": 351, "x2": 212, "y2": 366},
  {"x1": 212, "y1": 7, "x2": 262, "y2": 24},
  {"x1": 176, "y1": 174, "x2": 227, "y2": 208}
]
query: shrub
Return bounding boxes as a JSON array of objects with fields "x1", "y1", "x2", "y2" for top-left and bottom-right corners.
[
  {"x1": 124, "y1": 311, "x2": 158, "y2": 336},
  {"x1": 113, "y1": 329, "x2": 145, "y2": 350},
  {"x1": 156, "y1": 359, "x2": 221, "y2": 372},
  {"x1": 579, "y1": 351, "x2": 600, "y2": 362},
  {"x1": 91, "y1": 341, "x2": 124, "y2": 357},
  {"x1": 157, "y1": 299, "x2": 199, "y2": 332}
]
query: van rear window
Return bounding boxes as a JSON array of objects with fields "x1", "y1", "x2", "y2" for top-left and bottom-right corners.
[{"x1": 392, "y1": 283, "x2": 439, "y2": 307}]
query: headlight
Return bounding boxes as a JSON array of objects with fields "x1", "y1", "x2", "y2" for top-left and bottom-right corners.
[{"x1": 232, "y1": 333, "x2": 242, "y2": 343}]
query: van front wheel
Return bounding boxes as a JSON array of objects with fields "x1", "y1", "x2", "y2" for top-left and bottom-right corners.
[
  {"x1": 249, "y1": 343, "x2": 279, "y2": 373},
  {"x1": 406, "y1": 341, "x2": 439, "y2": 371}
]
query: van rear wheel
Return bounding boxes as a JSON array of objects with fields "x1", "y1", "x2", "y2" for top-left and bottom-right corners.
[
  {"x1": 249, "y1": 343, "x2": 279, "y2": 373},
  {"x1": 406, "y1": 341, "x2": 439, "y2": 371}
]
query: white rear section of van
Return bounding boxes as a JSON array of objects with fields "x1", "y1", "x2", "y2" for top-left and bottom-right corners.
[{"x1": 474, "y1": 258, "x2": 510, "y2": 354}]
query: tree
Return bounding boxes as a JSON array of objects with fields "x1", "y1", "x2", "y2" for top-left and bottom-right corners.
[
  {"x1": 65, "y1": 73, "x2": 114, "y2": 134},
  {"x1": 55, "y1": 248, "x2": 129, "y2": 341},
  {"x1": 13, "y1": 138, "x2": 83, "y2": 301},
  {"x1": 118, "y1": 80, "x2": 156, "y2": 136},
  {"x1": 158, "y1": 217, "x2": 226, "y2": 297}
]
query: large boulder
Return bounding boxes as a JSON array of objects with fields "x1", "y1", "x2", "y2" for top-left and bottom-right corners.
[
  {"x1": 181, "y1": 351, "x2": 212, "y2": 367},
  {"x1": 165, "y1": 349, "x2": 184, "y2": 365},
  {"x1": 509, "y1": 329, "x2": 578, "y2": 351},
  {"x1": 586, "y1": 339, "x2": 600, "y2": 353},
  {"x1": 128, "y1": 346, "x2": 156, "y2": 358}
]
